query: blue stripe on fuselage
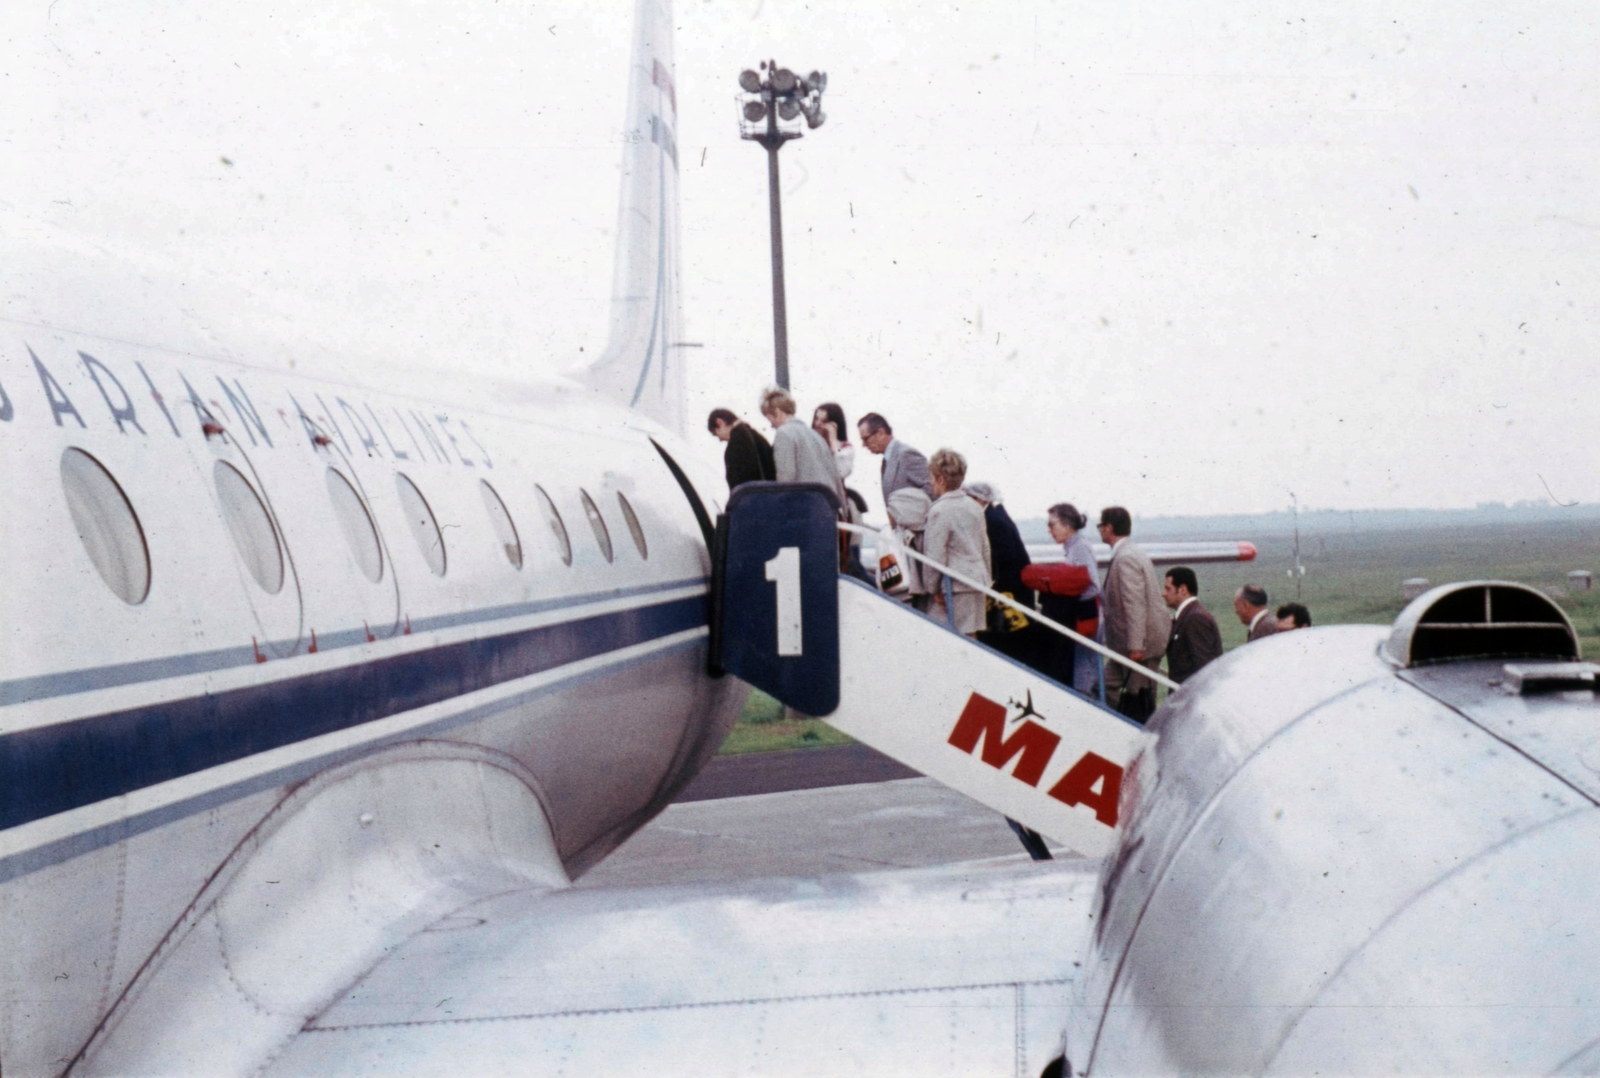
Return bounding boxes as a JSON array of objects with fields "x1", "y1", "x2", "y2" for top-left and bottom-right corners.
[
  {"x1": 0, "y1": 594, "x2": 707, "y2": 833},
  {"x1": 0, "y1": 578, "x2": 702, "y2": 708}
]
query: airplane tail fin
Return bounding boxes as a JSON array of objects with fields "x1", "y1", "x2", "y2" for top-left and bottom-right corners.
[{"x1": 582, "y1": 0, "x2": 685, "y2": 435}]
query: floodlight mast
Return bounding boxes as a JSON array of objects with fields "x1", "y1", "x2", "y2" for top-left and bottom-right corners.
[{"x1": 737, "y1": 61, "x2": 826, "y2": 390}]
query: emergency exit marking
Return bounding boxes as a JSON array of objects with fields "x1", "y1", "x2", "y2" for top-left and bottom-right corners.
[{"x1": 765, "y1": 546, "x2": 803, "y2": 656}]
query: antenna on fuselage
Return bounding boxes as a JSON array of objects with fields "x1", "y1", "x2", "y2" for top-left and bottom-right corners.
[{"x1": 1288, "y1": 491, "x2": 1306, "y2": 600}]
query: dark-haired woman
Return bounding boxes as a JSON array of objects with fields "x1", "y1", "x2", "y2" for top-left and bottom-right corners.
[
  {"x1": 812, "y1": 402, "x2": 855, "y2": 482},
  {"x1": 813, "y1": 402, "x2": 873, "y2": 578}
]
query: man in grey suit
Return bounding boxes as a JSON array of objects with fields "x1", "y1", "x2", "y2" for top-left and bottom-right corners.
[
  {"x1": 857, "y1": 412, "x2": 934, "y2": 505},
  {"x1": 1234, "y1": 584, "x2": 1279, "y2": 641},
  {"x1": 1097, "y1": 506, "x2": 1168, "y2": 722}
]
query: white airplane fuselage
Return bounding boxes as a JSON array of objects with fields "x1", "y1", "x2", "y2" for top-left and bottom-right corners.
[{"x1": 0, "y1": 321, "x2": 742, "y2": 1073}]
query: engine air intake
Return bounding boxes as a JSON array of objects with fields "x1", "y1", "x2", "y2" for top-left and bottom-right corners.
[{"x1": 1384, "y1": 580, "x2": 1579, "y2": 668}]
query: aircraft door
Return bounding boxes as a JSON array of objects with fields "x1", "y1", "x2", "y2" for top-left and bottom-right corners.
[{"x1": 185, "y1": 418, "x2": 306, "y2": 658}]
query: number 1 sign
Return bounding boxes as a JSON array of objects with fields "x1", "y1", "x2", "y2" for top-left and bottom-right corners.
[{"x1": 712, "y1": 483, "x2": 841, "y2": 716}]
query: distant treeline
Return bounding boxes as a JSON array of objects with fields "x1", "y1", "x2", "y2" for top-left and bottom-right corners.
[{"x1": 1015, "y1": 502, "x2": 1600, "y2": 544}]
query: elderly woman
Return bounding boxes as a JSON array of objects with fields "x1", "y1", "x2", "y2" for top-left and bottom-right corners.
[
  {"x1": 1021, "y1": 503, "x2": 1103, "y2": 696},
  {"x1": 964, "y1": 482, "x2": 1037, "y2": 663},
  {"x1": 923, "y1": 449, "x2": 992, "y2": 636}
]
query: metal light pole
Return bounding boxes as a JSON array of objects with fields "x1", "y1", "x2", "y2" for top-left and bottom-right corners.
[{"x1": 737, "y1": 62, "x2": 826, "y2": 390}]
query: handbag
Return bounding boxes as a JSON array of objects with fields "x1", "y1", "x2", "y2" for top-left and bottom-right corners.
[
  {"x1": 986, "y1": 591, "x2": 1030, "y2": 634},
  {"x1": 876, "y1": 527, "x2": 910, "y2": 597}
]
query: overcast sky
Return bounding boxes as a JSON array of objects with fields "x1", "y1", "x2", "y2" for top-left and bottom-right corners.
[{"x1": 5, "y1": 0, "x2": 1598, "y2": 519}]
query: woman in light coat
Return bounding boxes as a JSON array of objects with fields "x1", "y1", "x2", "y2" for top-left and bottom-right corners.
[{"x1": 923, "y1": 448, "x2": 992, "y2": 636}]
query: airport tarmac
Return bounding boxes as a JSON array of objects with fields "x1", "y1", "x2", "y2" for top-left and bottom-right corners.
[{"x1": 578, "y1": 745, "x2": 1085, "y2": 889}]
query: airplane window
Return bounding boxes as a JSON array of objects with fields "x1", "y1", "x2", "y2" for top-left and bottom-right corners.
[
  {"x1": 326, "y1": 467, "x2": 383, "y2": 583},
  {"x1": 534, "y1": 484, "x2": 571, "y2": 566},
  {"x1": 60, "y1": 447, "x2": 150, "y2": 605},
  {"x1": 479, "y1": 480, "x2": 522, "y2": 570},
  {"x1": 213, "y1": 461, "x2": 284, "y2": 594},
  {"x1": 396, "y1": 473, "x2": 447, "y2": 577},
  {"x1": 579, "y1": 489, "x2": 613, "y2": 563},
  {"x1": 617, "y1": 492, "x2": 647, "y2": 559}
]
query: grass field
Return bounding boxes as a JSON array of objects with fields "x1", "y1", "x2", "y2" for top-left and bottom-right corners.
[{"x1": 717, "y1": 516, "x2": 1600, "y2": 755}]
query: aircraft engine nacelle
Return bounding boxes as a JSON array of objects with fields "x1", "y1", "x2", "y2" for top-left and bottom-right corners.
[{"x1": 1062, "y1": 581, "x2": 1600, "y2": 1076}]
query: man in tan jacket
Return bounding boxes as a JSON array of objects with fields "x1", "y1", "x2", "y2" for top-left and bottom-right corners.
[{"x1": 1097, "y1": 506, "x2": 1168, "y2": 722}]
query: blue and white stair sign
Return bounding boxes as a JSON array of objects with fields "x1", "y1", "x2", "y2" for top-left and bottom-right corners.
[{"x1": 713, "y1": 482, "x2": 840, "y2": 716}]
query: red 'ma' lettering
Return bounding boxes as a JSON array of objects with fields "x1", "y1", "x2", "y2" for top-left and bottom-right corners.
[
  {"x1": 947, "y1": 693, "x2": 1060, "y2": 787},
  {"x1": 1047, "y1": 752, "x2": 1123, "y2": 826}
]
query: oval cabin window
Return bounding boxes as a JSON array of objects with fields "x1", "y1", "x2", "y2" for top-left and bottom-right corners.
[
  {"x1": 617, "y1": 492, "x2": 647, "y2": 560},
  {"x1": 479, "y1": 480, "x2": 522, "y2": 569},
  {"x1": 579, "y1": 489, "x2": 613, "y2": 563},
  {"x1": 60, "y1": 447, "x2": 151, "y2": 605},
  {"x1": 213, "y1": 461, "x2": 284, "y2": 594},
  {"x1": 326, "y1": 467, "x2": 384, "y2": 583},
  {"x1": 535, "y1": 485, "x2": 572, "y2": 566},
  {"x1": 396, "y1": 474, "x2": 447, "y2": 577}
]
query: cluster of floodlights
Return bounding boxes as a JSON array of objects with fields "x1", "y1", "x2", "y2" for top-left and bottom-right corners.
[{"x1": 737, "y1": 62, "x2": 827, "y2": 138}]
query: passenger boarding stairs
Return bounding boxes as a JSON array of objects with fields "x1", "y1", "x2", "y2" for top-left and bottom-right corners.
[{"x1": 710, "y1": 483, "x2": 1175, "y2": 858}]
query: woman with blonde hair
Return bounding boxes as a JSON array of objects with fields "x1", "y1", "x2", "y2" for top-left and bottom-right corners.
[
  {"x1": 922, "y1": 448, "x2": 992, "y2": 636},
  {"x1": 758, "y1": 387, "x2": 842, "y2": 499}
]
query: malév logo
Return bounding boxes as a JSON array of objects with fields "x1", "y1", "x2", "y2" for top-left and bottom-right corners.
[{"x1": 946, "y1": 692, "x2": 1122, "y2": 826}]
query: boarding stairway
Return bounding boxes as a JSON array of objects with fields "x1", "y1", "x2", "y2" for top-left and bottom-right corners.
[{"x1": 709, "y1": 483, "x2": 1177, "y2": 858}]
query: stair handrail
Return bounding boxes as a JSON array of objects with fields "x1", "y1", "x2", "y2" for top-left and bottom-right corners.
[{"x1": 838, "y1": 521, "x2": 1181, "y2": 691}]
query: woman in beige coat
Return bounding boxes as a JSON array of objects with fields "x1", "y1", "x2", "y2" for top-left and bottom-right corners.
[{"x1": 923, "y1": 448, "x2": 992, "y2": 636}]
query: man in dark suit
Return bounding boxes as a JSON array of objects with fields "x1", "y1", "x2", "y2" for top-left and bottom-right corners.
[
  {"x1": 1162, "y1": 566, "x2": 1223, "y2": 684},
  {"x1": 1276, "y1": 602, "x2": 1312, "y2": 632},
  {"x1": 1234, "y1": 583, "x2": 1279, "y2": 642},
  {"x1": 707, "y1": 408, "x2": 775, "y2": 491}
]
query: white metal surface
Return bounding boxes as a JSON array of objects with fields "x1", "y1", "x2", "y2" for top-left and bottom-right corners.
[
  {"x1": 0, "y1": 0, "x2": 753, "y2": 1070},
  {"x1": 1064, "y1": 623, "x2": 1600, "y2": 1075},
  {"x1": 263, "y1": 853, "x2": 1101, "y2": 1078},
  {"x1": 77, "y1": 748, "x2": 570, "y2": 1076}
]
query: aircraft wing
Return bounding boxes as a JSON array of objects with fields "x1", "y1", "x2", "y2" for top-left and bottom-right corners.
[
  {"x1": 1026, "y1": 540, "x2": 1258, "y2": 567},
  {"x1": 261, "y1": 854, "x2": 1098, "y2": 1077}
]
